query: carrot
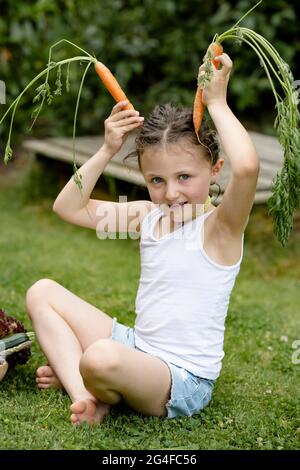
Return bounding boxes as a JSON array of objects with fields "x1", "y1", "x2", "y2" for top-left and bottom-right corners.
[
  {"x1": 209, "y1": 42, "x2": 224, "y2": 69},
  {"x1": 1, "y1": 1, "x2": 298, "y2": 245},
  {"x1": 193, "y1": 87, "x2": 204, "y2": 141},
  {"x1": 94, "y1": 61, "x2": 134, "y2": 110},
  {"x1": 193, "y1": 42, "x2": 223, "y2": 141}
]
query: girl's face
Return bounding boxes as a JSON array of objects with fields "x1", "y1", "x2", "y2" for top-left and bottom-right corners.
[{"x1": 141, "y1": 139, "x2": 224, "y2": 222}]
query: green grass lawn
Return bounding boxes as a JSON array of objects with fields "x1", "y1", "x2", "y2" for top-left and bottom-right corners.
[{"x1": 0, "y1": 160, "x2": 299, "y2": 450}]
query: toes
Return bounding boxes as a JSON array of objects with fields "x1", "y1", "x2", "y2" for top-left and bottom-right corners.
[
  {"x1": 69, "y1": 399, "x2": 109, "y2": 426},
  {"x1": 36, "y1": 369, "x2": 62, "y2": 390},
  {"x1": 37, "y1": 383, "x2": 50, "y2": 389},
  {"x1": 36, "y1": 377, "x2": 51, "y2": 384},
  {"x1": 71, "y1": 414, "x2": 80, "y2": 425},
  {"x1": 70, "y1": 401, "x2": 86, "y2": 415},
  {"x1": 36, "y1": 365, "x2": 53, "y2": 377}
]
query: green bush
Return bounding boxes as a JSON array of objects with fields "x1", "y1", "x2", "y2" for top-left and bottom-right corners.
[{"x1": 0, "y1": 0, "x2": 299, "y2": 153}]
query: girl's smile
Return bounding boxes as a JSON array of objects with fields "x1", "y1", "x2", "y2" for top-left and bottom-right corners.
[{"x1": 140, "y1": 140, "x2": 223, "y2": 222}]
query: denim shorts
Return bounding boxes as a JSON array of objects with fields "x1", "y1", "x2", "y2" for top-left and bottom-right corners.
[{"x1": 110, "y1": 318, "x2": 215, "y2": 419}]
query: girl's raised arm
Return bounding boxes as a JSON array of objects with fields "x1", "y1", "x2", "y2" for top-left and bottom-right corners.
[
  {"x1": 53, "y1": 102, "x2": 152, "y2": 234},
  {"x1": 203, "y1": 54, "x2": 260, "y2": 235}
]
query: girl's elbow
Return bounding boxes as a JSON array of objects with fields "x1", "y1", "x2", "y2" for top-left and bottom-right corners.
[
  {"x1": 247, "y1": 161, "x2": 260, "y2": 176},
  {"x1": 52, "y1": 199, "x2": 59, "y2": 214},
  {"x1": 52, "y1": 199, "x2": 65, "y2": 217},
  {"x1": 239, "y1": 156, "x2": 260, "y2": 176}
]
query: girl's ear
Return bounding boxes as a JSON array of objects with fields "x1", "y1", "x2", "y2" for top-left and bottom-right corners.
[{"x1": 212, "y1": 158, "x2": 225, "y2": 179}]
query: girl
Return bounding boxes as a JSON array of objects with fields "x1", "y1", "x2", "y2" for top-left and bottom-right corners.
[{"x1": 26, "y1": 53, "x2": 259, "y2": 425}]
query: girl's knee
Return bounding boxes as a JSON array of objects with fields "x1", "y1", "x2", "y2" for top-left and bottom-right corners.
[
  {"x1": 79, "y1": 339, "x2": 120, "y2": 384},
  {"x1": 26, "y1": 278, "x2": 57, "y2": 316}
]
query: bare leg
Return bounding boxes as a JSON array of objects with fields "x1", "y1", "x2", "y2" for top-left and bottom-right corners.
[
  {"x1": 73, "y1": 338, "x2": 172, "y2": 418},
  {"x1": 26, "y1": 278, "x2": 114, "y2": 424}
]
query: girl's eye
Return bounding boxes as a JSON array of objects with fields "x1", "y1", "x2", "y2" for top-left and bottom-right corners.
[
  {"x1": 151, "y1": 177, "x2": 162, "y2": 184},
  {"x1": 150, "y1": 175, "x2": 189, "y2": 184}
]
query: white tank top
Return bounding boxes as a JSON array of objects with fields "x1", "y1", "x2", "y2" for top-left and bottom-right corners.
[{"x1": 134, "y1": 207, "x2": 244, "y2": 380}]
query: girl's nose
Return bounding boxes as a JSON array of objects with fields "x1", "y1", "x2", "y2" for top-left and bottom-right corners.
[{"x1": 165, "y1": 183, "x2": 179, "y2": 202}]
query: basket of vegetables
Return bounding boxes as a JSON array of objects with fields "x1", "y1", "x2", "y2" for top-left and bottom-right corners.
[{"x1": 0, "y1": 309, "x2": 35, "y2": 381}]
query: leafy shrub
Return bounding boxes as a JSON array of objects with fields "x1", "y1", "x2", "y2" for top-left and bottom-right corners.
[{"x1": 0, "y1": 0, "x2": 299, "y2": 153}]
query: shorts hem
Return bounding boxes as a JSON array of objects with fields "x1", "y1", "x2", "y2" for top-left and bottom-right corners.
[{"x1": 110, "y1": 317, "x2": 118, "y2": 340}]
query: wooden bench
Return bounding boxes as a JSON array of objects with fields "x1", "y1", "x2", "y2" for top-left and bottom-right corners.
[{"x1": 22, "y1": 131, "x2": 283, "y2": 204}]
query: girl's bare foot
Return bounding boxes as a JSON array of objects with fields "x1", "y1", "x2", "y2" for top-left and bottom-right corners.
[
  {"x1": 70, "y1": 398, "x2": 110, "y2": 425},
  {"x1": 36, "y1": 365, "x2": 63, "y2": 390}
]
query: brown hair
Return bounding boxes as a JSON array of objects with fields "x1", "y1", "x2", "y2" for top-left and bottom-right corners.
[{"x1": 123, "y1": 102, "x2": 220, "y2": 171}]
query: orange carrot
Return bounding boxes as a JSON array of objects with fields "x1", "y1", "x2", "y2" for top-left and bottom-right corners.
[
  {"x1": 193, "y1": 87, "x2": 204, "y2": 141},
  {"x1": 94, "y1": 61, "x2": 134, "y2": 110},
  {"x1": 193, "y1": 42, "x2": 223, "y2": 141},
  {"x1": 209, "y1": 42, "x2": 224, "y2": 69}
]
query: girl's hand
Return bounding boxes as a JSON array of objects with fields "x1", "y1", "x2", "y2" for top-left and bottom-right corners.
[
  {"x1": 199, "y1": 53, "x2": 233, "y2": 108},
  {"x1": 102, "y1": 101, "x2": 144, "y2": 156}
]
